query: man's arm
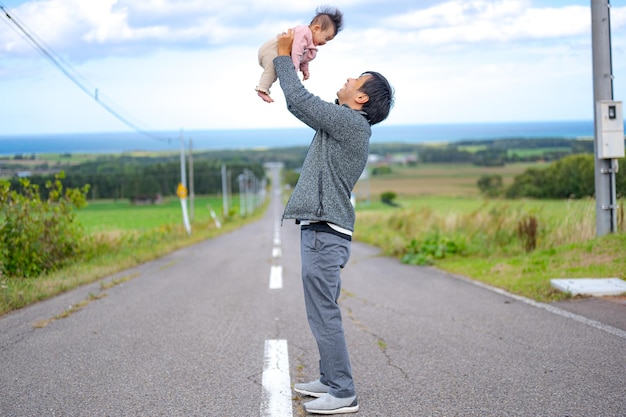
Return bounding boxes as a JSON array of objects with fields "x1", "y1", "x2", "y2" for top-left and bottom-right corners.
[{"x1": 275, "y1": 30, "x2": 369, "y2": 136}]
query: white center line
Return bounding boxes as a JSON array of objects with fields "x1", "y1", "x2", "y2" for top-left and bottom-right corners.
[
  {"x1": 269, "y1": 265, "x2": 283, "y2": 289},
  {"x1": 260, "y1": 339, "x2": 292, "y2": 417}
]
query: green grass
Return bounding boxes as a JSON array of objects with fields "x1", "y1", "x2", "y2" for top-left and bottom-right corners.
[
  {"x1": 507, "y1": 147, "x2": 571, "y2": 158},
  {"x1": 457, "y1": 145, "x2": 488, "y2": 153},
  {"x1": 438, "y1": 234, "x2": 626, "y2": 301},
  {"x1": 0, "y1": 196, "x2": 266, "y2": 316},
  {"x1": 78, "y1": 196, "x2": 227, "y2": 231},
  {"x1": 355, "y1": 196, "x2": 625, "y2": 301}
]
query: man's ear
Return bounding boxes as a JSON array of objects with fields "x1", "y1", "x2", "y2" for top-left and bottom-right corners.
[{"x1": 355, "y1": 93, "x2": 369, "y2": 105}]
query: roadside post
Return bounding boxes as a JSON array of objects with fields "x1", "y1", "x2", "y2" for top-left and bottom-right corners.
[
  {"x1": 177, "y1": 182, "x2": 191, "y2": 235},
  {"x1": 178, "y1": 130, "x2": 191, "y2": 235},
  {"x1": 591, "y1": 0, "x2": 624, "y2": 235}
]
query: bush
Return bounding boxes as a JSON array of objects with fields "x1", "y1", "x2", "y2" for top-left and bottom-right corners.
[
  {"x1": 372, "y1": 166, "x2": 392, "y2": 176},
  {"x1": 401, "y1": 230, "x2": 464, "y2": 266},
  {"x1": 477, "y1": 174, "x2": 503, "y2": 197},
  {"x1": 518, "y1": 215, "x2": 539, "y2": 252},
  {"x1": 0, "y1": 172, "x2": 90, "y2": 278},
  {"x1": 381, "y1": 191, "x2": 400, "y2": 207}
]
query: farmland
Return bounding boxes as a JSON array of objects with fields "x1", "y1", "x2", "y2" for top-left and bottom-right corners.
[
  {"x1": 354, "y1": 162, "x2": 542, "y2": 199},
  {"x1": 2, "y1": 141, "x2": 625, "y2": 314}
]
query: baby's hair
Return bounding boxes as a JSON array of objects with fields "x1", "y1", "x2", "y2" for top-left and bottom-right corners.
[{"x1": 311, "y1": 5, "x2": 343, "y2": 36}]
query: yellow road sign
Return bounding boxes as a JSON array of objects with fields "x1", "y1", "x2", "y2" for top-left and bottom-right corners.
[{"x1": 176, "y1": 183, "x2": 188, "y2": 199}]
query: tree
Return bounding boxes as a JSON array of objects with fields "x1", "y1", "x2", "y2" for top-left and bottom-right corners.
[
  {"x1": 506, "y1": 154, "x2": 612, "y2": 199},
  {"x1": 506, "y1": 168, "x2": 549, "y2": 198},
  {"x1": 477, "y1": 174, "x2": 503, "y2": 197}
]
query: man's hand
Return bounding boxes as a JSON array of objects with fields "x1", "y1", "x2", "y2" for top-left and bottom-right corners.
[{"x1": 277, "y1": 28, "x2": 294, "y2": 57}]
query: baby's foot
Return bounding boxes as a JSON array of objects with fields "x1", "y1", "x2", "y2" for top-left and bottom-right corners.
[{"x1": 257, "y1": 91, "x2": 274, "y2": 103}]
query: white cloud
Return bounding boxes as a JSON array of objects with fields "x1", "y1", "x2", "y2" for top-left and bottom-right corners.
[
  {"x1": 0, "y1": 0, "x2": 625, "y2": 135},
  {"x1": 385, "y1": 0, "x2": 590, "y2": 45}
]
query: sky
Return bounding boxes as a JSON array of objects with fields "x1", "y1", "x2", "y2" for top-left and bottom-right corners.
[{"x1": 0, "y1": 0, "x2": 625, "y2": 136}]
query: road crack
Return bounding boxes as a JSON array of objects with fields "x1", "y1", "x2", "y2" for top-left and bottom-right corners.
[{"x1": 342, "y1": 292, "x2": 411, "y2": 382}]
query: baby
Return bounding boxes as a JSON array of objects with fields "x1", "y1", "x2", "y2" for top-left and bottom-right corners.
[{"x1": 256, "y1": 6, "x2": 343, "y2": 103}]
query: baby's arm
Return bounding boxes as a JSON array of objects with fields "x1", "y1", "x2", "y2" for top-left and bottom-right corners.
[
  {"x1": 300, "y1": 61, "x2": 310, "y2": 80},
  {"x1": 290, "y1": 26, "x2": 310, "y2": 72}
]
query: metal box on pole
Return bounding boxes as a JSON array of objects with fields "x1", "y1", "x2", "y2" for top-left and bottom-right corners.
[{"x1": 595, "y1": 100, "x2": 625, "y2": 159}]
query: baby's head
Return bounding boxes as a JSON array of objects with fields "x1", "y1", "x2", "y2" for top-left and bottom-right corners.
[{"x1": 309, "y1": 6, "x2": 343, "y2": 46}]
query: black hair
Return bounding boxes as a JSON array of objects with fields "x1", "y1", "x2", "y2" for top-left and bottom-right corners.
[
  {"x1": 359, "y1": 71, "x2": 395, "y2": 125},
  {"x1": 312, "y1": 5, "x2": 344, "y2": 36}
]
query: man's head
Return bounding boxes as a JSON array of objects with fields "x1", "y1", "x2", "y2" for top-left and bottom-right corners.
[{"x1": 336, "y1": 72, "x2": 395, "y2": 125}]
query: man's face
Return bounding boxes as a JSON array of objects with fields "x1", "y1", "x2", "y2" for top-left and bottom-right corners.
[{"x1": 336, "y1": 75, "x2": 371, "y2": 106}]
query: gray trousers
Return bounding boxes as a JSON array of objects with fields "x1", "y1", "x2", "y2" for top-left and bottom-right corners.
[{"x1": 300, "y1": 228, "x2": 355, "y2": 398}]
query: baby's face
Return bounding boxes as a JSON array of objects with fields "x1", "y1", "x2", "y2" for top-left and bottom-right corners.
[{"x1": 312, "y1": 26, "x2": 336, "y2": 46}]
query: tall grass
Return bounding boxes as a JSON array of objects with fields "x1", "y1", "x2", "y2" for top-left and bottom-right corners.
[
  {"x1": 355, "y1": 197, "x2": 625, "y2": 301},
  {"x1": 356, "y1": 197, "x2": 601, "y2": 257}
]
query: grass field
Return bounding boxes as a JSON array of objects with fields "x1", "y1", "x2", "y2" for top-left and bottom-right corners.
[
  {"x1": 78, "y1": 196, "x2": 228, "y2": 232},
  {"x1": 507, "y1": 147, "x2": 571, "y2": 158},
  {"x1": 353, "y1": 162, "x2": 625, "y2": 301},
  {"x1": 354, "y1": 162, "x2": 542, "y2": 199}
]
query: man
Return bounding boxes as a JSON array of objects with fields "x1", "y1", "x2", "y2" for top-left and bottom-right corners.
[{"x1": 274, "y1": 29, "x2": 394, "y2": 415}]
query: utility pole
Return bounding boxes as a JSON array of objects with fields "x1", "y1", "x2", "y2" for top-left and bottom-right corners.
[
  {"x1": 591, "y1": 0, "x2": 624, "y2": 235},
  {"x1": 222, "y1": 163, "x2": 229, "y2": 217},
  {"x1": 188, "y1": 138, "x2": 194, "y2": 222},
  {"x1": 178, "y1": 130, "x2": 191, "y2": 234}
]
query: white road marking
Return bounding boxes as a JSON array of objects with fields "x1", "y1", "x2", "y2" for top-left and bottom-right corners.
[
  {"x1": 269, "y1": 265, "x2": 283, "y2": 289},
  {"x1": 453, "y1": 272, "x2": 626, "y2": 340},
  {"x1": 272, "y1": 247, "x2": 282, "y2": 258},
  {"x1": 260, "y1": 339, "x2": 292, "y2": 417}
]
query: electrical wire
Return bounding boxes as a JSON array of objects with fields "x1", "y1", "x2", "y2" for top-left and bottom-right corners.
[{"x1": 0, "y1": 2, "x2": 171, "y2": 143}]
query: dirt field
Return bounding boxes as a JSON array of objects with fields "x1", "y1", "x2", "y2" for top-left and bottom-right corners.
[{"x1": 355, "y1": 162, "x2": 542, "y2": 199}]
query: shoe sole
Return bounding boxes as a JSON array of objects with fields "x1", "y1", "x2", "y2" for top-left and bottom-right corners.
[
  {"x1": 304, "y1": 404, "x2": 359, "y2": 415},
  {"x1": 293, "y1": 387, "x2": 327, "y2": 398}
]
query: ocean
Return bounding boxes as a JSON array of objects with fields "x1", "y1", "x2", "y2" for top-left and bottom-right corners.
[{"x1": 0, "y1": 120, "x2": 600, "y2": 156}]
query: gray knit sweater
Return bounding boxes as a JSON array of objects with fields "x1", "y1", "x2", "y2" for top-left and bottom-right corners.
[{"x1": 274, "y1": 55, "x2": 371, "y2": 232}]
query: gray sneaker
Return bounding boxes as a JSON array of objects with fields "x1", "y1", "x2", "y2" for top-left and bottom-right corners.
[
  {"x1": 293, "y1": 379, "x2": 330, "y2": 398},
  {"x1": 304, "y1": 393, "x2": 359, "y2": 415}
]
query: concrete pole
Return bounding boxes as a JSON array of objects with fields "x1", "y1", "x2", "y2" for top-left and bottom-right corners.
[
  {"x1": 591, "y1": 0, "x2": 616, "y2": 235},
  {"x1": 179, "y1": 129, "x2": 191, "y2": 234},
  {"x1": 179, "y1": 130, "x2": 187, "y2": 190},
  {"x1": 188, "y1": 138, "x2": 194, "y2": 221},
  {"x1": 238, "y1": 173, "x2": 245, "y2": 217},
  {"x1": 222, "y1": 164, "x2": 229, "y2": 217}
]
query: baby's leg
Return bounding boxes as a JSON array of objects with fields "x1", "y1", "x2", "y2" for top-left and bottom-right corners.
[
  {"x1": 256, "y1": 39, "x2": 279, "y2": 102},
  {"x1": 257, "y1": 90, "x2": 273, "y2": 103}
]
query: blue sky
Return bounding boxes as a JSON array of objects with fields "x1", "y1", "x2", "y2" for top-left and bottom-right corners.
[{"x1": 0, "y1": 0, "x2": 625, "y2": 135}]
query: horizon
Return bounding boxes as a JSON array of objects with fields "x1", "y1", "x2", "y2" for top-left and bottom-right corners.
[
  {"x1": 0, "y1": 120, "x2": 603, "y2": 156},
  {"x1": 0, "y1": 118, "x2": 600, "y2": 139}
]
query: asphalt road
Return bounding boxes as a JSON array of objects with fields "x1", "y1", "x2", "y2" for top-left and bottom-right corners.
[{"x1": 1, "y1": 167, "x2": 625, "y2": 416}]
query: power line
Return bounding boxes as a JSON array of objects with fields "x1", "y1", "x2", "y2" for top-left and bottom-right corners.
[{"x1": 0, "y1": 2, "x2": 171, "y2": 144}]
